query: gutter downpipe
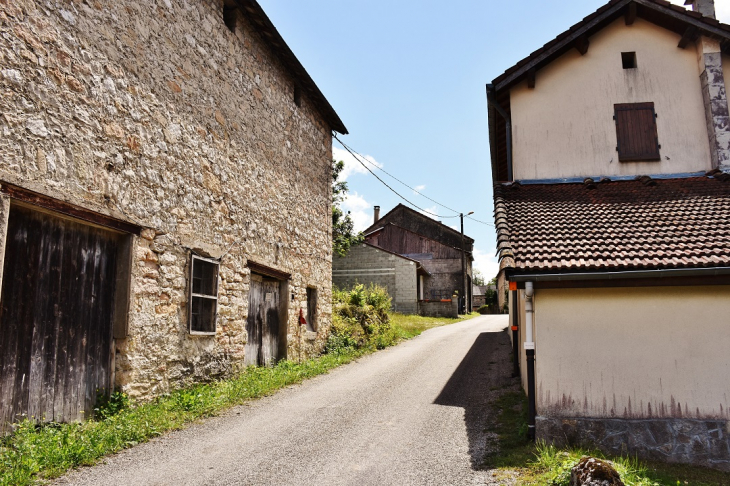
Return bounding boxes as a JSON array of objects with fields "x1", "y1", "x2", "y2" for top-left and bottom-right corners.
[
  {"x1": 486, "y1": 84, "x2": 513, "y2": 181},
  {"x1": 511, "y1": 290, "x2": 519, "y2": 378},
  {"x1": 525, "y1": 281, "x2": 536, "y2": 441}
]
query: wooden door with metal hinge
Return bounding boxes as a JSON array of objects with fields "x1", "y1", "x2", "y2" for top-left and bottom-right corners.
[
  {"x1": 0, "y1": 204, "x2": 120, "y2": 430},
  {"x1": 245, "y1": 274, "x2": 282, "y2": 366}
]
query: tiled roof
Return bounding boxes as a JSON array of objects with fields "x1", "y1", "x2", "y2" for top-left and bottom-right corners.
[{"x1": 494, "y1": 174, "x2": 730, "y2": 274}]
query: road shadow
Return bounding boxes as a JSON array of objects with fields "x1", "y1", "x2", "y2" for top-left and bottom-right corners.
[{"x1": 434, "y1": 328, "x2": 515, "y2": 470}]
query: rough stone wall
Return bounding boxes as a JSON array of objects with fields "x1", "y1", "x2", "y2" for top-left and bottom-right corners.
[
  {"x1": 417, "y1": 299, "x2": 458, "y2": 318},
  {"x1": 537, "y1": 416, "x2": 730, "y2": 472},
  {"x1": 332, "y1": 244, "x2": 417, "y2": 314},
  {"x1": 421, "y1": 258, "x2": 471, "y2": 303},
  {"x1": 0, "y1": 0, "x2": 334, "y2": 399}
]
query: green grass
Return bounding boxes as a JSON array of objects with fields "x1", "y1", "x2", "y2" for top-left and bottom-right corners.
[
  {"x1": 387, "y1": 312, "x2": 478, "y2": 339},
  {"x1": 486, "y1": 385, "x2": 730, "y2": 486},
  {"x1": 0, "y1": 312, "x2": 476, "y2": 486}
]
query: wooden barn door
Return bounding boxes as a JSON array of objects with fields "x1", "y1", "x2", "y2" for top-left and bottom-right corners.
[
  {"x1": 0, "y1": 204, "x2": 119, "y2": 429},
  {"x1": 245, "y1": 275, "x2": 282, "y2": 366}
]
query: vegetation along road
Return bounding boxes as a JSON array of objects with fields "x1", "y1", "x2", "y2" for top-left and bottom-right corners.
[{"x1": 55, "y1": 315, "x2": 513, "y2": 486}]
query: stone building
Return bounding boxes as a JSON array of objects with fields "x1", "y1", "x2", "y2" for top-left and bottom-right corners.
[
  {"x1": 0, "y1": 0, "x2": 346, "y2": 428},
  {"x1": 363, "y1": 204, "x2": 474, "y2": 314},
  {"x1": 489, "y1": 0, "x2": 730, "y2": 471}
]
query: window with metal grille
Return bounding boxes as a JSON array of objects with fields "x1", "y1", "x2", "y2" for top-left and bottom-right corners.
[
  {"x1": 306, "y1": 287, "x2": 317, "y2": 332},
  {"x1": 189, "y1": 254, "x2": 219, "y2": 335},
  {"x1": 614, "y1": 102, "x2": 660, "y2": 162}
]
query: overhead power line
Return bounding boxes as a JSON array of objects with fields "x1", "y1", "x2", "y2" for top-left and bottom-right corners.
[
  {"x1": 333, "y1": 134, "x2": 494, "y2": 227},
  {"x1": 333, "y1": 134, "x2": 459, "y2": 219}
]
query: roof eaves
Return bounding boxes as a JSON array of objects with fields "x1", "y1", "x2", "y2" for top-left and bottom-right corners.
[
  {"x1": 492, "y1": 0, "x2": 730, "y2": 94},
  {"x1": 234, "y1": 0, "x2": 348, "y2": 134},
  {"x1": 368, "y1": 204, "x2": 476, "y2": 244}
]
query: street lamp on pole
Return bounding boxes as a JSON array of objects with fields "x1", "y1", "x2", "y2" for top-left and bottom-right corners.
[{"x1": 460, "y1": 211, "x2": 474, "y2": 314}]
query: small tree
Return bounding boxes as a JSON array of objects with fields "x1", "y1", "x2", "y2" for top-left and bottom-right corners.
[
  {"x1": 473, "y1": 269, "x2": 486, "y2": 286},
  {"x1": 332, "y1": 159, "x2": 363, "y2": 257}
]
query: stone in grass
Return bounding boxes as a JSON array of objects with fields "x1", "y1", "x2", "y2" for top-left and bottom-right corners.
[{"x1": 570, "y1": 456, "x2": 625, "y2": 486}]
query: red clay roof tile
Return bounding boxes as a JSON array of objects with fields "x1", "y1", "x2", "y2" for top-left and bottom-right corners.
[{"x1": 493, "y1": 176, "x2": 730, "y2": 274}]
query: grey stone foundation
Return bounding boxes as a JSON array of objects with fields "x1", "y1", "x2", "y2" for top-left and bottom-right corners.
[{"x1": 536, "y1": 416, "x2": 730, "y2": 472}]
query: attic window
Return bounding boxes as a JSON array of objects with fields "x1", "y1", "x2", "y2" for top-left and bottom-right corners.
[
  {"x1": 189, "y1": 254, "x2": 219, "y2": 335},
  {"x1": 294, "y1": 85, "x2": 302, "y2": 107},
  {"x1": 622, "y1": 52, "x2": 637, "y2": 69},
  {"x1": 223, "y1": 7, "x2": 237, "y2": 33}
]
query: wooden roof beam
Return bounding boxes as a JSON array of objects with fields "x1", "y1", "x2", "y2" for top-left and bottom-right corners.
[
  {"x1": 574, "y1": 35, "x2": 590, "y2": 56},
  {"x1": 527, "y1": 68, "x2": 536, "y2": 89},
  {"x1": 625, "y1": 3, "x2": 637, "y2": 25},
  {"x1": 678, "y1": 26, "x2": 698, "y2": 49}
]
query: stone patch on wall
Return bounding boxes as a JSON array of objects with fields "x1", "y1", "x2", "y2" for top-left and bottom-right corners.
[{"x1": 537, "y1": 416, "x2": 730, "y2": 472}]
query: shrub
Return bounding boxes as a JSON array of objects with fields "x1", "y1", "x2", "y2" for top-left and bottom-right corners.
[
  {"x1": 326, "y1": 284, "x2": 392, "y2": 353},
  {"x1": 478, "y1": 305, "x2": 491, "y2": 315}
]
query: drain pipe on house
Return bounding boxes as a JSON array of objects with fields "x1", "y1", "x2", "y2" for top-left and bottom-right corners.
[
  {"x1": 525, "y1": 281, "x2": 536, "y2": 441},
  {"x1": 511, "y1": 289, "x2": 519, "y2": 378}
]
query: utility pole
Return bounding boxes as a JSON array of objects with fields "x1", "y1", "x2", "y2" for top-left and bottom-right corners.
[{"x1": 460, "y1": 211, "x2": 473, "y2": 314}]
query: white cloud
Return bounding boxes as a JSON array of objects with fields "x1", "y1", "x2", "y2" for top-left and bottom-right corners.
[
  {"x1": 473, "y1": 248, "x2": 500, "y2": 281},
  {"x1": 667, "y1": 0, "x2": 730, "y2": 22},
  {"x1": 413, "y1": 184, "x2": 426, "y2": 195},
  {"x1": 341, "y1": 191, "x2": 375, "y2": 232},
  {"x1": 332, "y1": 146, "x2": 383, "y2": 182}
]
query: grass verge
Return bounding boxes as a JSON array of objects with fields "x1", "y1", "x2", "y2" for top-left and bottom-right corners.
[
  {"x1": 0, "y1": 312, "x2": 476, "y2": 486},
  {"x1": 486, "y1": 385, "x2": 730, "y2": 486}
]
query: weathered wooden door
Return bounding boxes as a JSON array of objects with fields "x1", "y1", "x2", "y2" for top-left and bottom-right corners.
[
  {"x1": 0, "y1": 205, "x2": 119, "y2": 429},
  {"x1": 245, "y1": 275, "x2": 281, "y2": 366}
]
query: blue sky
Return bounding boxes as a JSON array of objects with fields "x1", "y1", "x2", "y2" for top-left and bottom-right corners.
[{"x1": 258, "y1": 0, "x2": 730, "y2": 280}]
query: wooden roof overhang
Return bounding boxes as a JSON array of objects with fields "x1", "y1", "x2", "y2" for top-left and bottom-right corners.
[
  {"x1": 227, "y1": 0, "x2": 347, "y2": 134},
  {"x1": 487, "y1": 0, "x2": 730, "y2": 183}
]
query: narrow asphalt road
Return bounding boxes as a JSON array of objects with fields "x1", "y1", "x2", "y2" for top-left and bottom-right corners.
[{"x1": 56, "y1": 315, "x2": 515, "y2": 486}]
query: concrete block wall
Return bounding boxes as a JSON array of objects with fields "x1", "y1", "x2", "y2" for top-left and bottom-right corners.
[{"x1": 333, "y1": 244, "x2": 417, "y2": 314}]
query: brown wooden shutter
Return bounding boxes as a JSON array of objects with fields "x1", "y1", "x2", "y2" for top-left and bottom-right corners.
[{"x1": 614, "y1": 102, "x2": 660, "y2": 162}]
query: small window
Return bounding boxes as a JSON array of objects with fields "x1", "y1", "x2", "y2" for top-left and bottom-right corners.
[
  {"x1": 223, "y1": 7, "x2": 237, "y2": 33},
  {"x1": 294, "y1": 85, "x2": 302, "y2": 108},
  {"x1": 189, "y1": 254, "x2": 219, "y2": 334},
  {"x1": 614, "y1": 102, "x2": 660, "y2": 162},
  {"x1": 622, "y1": 52, "x2": 637, "y2": 69},
  {"x1": 306, "y1": 287, "x2": 317, "y2": 332}
]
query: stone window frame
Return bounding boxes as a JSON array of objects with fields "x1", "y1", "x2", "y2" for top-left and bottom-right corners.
[{"x1": 188, "y1": 253, "x2": 220, "y2": 336}]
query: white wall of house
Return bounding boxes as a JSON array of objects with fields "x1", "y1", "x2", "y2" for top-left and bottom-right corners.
[
  {"x1": 532, "y1": 285, "x2": 730, "y2": 420},
  {"x1": 510, "y1": 18, "x2": 713, "y2": 180}
]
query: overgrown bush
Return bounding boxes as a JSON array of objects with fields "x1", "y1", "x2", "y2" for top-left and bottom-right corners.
[
  {"x1": 326, "y1": 284, "x2": 393, "y2": 354},
  {"x1": 478, "y1": 304, "x2": 491, "y2": 315}
]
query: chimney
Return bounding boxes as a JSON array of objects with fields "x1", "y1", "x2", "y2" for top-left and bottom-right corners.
[
  {"x1": 684, "y1": 0, "x2": 715, "y2": 19},
  {"x1": 689, "y1": 1, "x2": 730, "y2": 169},
  {"x1": 373, "y1": 206, "x2": 380, "y2": 224}
]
